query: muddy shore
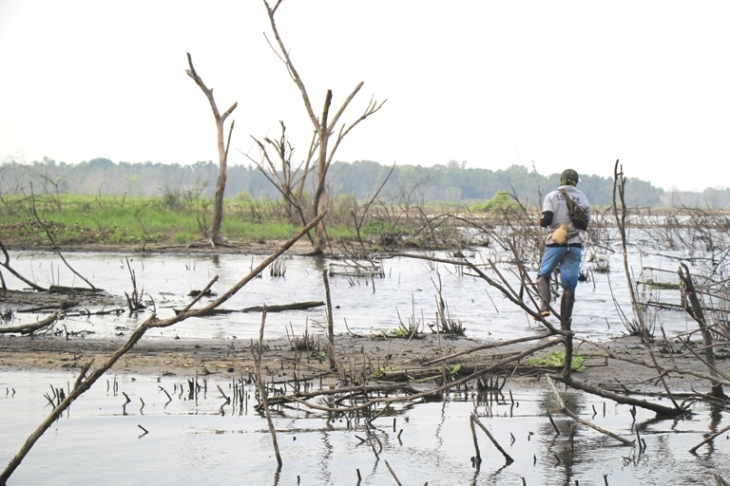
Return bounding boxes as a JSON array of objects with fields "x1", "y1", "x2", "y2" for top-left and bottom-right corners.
[
  {"x1": 0, "y1": 321, "x2": 716, "y2": 397},
  {"x1": 0, "y1": 241, "x2": 720, "y2": 396}
]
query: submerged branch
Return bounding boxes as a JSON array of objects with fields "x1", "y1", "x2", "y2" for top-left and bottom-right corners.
[
  {"x1": 0, "y1": 215, "x2": 323, "y2": 484},
  {"x1": 0, "y1": 310, "x2": 60, "y2": 335},
  {"x1": 547, "y1": 376, "x2": 634, "y2": 446}
]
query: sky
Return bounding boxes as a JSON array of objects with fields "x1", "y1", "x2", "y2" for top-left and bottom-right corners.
[{"x1": 1, "y1": 1, "x2": 729, "y2": 192}]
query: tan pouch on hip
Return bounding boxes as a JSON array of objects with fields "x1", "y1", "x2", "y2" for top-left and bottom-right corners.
[{"x1": 552, "y1": 224, "x2": 568, "y2": 245}]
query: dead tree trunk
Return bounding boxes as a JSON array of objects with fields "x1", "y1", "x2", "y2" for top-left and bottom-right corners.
[
  {"x1": 0, "y1": 310, "x2": 60, "y2": 335},
  {"x1": 186, "y1": 52, "x2": 237, "y2": 247},
  {"x1": 0, "y1": 215, "x2": 324, "y2": 484},
  {"x1": 313, "y1": 91, "x2": 332, "y2": 254},
  {"x1": 249, "y1": 121, "x2": 314, "y2": 243},
  {"x1": 612, "y1": 160, "x2": 683, "y2": 412},
  {"x1": 263, "y1": 0, "x2": 385, "y2": 255},
  {"x1": 678, "y1": 263, "x2": 726, "y2": 398}
]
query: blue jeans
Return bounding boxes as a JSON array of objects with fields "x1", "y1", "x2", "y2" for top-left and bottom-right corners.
[{"x1": 537, "y1": 246, "x2": 582, "y2": 290}]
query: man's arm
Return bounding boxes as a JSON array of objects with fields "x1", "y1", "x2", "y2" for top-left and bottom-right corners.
[{"x1": 540, "y1": 211, "x2": 554, "y2": 227}]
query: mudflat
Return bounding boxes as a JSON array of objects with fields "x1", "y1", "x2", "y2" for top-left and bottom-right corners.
[
  {"x1": 0, "y1": 241, "x2": 720, "y2": 396},
  {"x1": 0, "y1": 323, "x2": 716, "y2": 397}
]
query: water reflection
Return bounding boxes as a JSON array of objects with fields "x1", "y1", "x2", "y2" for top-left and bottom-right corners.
[
  {"x1": 1, "y1": 246, "x2": 696, "y2": 343},
  {"x1": 2, "y1": 370, "x2": 729, "y2": 485},
  {"x1": 3, "y1": 237, "x2": 730, "y2": 484}
]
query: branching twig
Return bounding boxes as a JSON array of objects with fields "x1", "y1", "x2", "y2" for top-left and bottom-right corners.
[
  {"x1": 0, "y1": 215, "x2": 323, "y2": 483},
  {"x1": 547, "y1": 376, "x2": 634, "y2": 446}
]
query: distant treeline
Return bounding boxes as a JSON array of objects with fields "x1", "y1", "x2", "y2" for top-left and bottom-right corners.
[{"x1": 0, "y1": 157, "x2": 726, "y2": 208}]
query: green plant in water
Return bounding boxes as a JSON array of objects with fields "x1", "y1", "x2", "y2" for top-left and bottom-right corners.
[
  {"x1": 528, "y1": 351, "x2": 585, "y2": 371},
  {"x1": 379, "y1": 327, "x2": 409, "y2": 338},
  {"x1": 391, "y1": 327, "x2": 408, "y2": 338},
  {"x1": 371, "y1": 366, "x2": 396, "y2": 378}
]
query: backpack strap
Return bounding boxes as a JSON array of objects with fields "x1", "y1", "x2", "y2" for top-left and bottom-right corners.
[
  {"x1": 558, "y1": 189, "x2": 577, "y2": 211},
  {"x1": 559, "y1": 189, "x2": 588, "y2": 230}
]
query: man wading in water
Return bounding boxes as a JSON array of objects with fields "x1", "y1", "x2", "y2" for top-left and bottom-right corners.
[{"x1": 536, "y1": 169, "x2": 591, "y2": 323}]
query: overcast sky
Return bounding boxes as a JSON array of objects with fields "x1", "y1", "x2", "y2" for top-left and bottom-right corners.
[{"x1": 1, "y1": 1, "x2": 728, "y2": 192}]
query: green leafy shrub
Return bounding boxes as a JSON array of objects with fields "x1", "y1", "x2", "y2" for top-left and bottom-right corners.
[
  {"x1": 528, "y1": 351, "x2": 585, "y2": 371},
  {"x1": 481, "y1": 191, "x2": 518, "y2": 212}
]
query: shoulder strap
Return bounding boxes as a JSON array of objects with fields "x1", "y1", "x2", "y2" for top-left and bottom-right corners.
[{"x1": 559, "y1": 189, "x2": 577, "y2": 210}]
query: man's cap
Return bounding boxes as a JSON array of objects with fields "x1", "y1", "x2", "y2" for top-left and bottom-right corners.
[{"x1": 560, "y1": 169, "x2": 580, "y2": 186}]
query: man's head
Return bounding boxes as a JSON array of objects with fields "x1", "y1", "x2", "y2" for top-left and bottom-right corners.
[{"x1": 560, "y1": 169, "x2": 580, "y2": 186}]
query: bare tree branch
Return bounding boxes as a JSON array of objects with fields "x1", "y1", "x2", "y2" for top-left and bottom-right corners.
[
  {"x1": 186, "y1": 52, "x2": 238, "y2": 245},
  {"x1": 0, "y1": 214, "x2": 323, "y2": 483}
]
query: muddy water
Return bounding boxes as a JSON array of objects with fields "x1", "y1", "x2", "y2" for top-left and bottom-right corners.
[
  {"x1": 0, "y1": 234, "x2": 725, "y2": 485},
  {"x1": 4, "y1": 242, "x2": 693, "y2": 344},
  {"x1": 1, "y1": 369, "x2": 727, "y2": 485}
]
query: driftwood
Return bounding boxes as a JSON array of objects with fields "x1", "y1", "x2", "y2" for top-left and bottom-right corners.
[
  {"x1": 63, "y1": 307, "x2": 126, "y2": 317},
  {"x1": 48, "y1": 285, "x2": 102, "y2": 295},
  {"x1": 16, "y1": 300, "x2": 79, "y2": 313},
  {"x1": 0, "y1": 241, "x2": 45, "y2": 291},
  {"x1": 264, "y1": 339, "x2": 559, "y2": 413},
  {"x1": 470, "y1": 414, "x2": 514, "y2": 464},
  {"x1": 547, "y1": 376, "x2": 634, "y2": 446},
  {"x1": 424, "y1": 332, "x2": 553, "y2": 366},
  {"x1": 243, "y1": 301, "x2": 324, "y2": 313},
  {"x1": 0, "y1": 310, "x2": 60, "y2": 335},
  {"x1": 556, "y1": 374, "x2": 685, "y2": 417},
  {"x1": 328, "y1": 261, "x2": 384, "y2": 278},
  {"x1": 174, "y1": 300, "x2": 325, "y2": 316},
  {"x1": 689, "y1": 423, "x2": 730, "y2": 454},
  {"x1": 0, "y1": 215, "x2": 324, "y2": 484}
]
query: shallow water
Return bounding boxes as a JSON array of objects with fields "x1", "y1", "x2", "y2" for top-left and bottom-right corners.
[
  {"x1": 3, "y1": 240, "x2": 695, "y2": 345},
  {"x1": 1, "y1": 233, "x2": 728, "y2": 484},
  {"x1": 1, "y1": 369, "x2": 728, "y2": 485}
]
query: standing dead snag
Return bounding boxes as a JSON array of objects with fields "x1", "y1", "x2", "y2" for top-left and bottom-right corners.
[
  {"x1": 470, "y1": 414, "x2": 514, "y2": 465},
  {"x1": 612, "y1": 160, "x2": 683, "y2": 413},
  {"x1": 186, "y1": 52, "x2": 238, "y2": 247},
  {"x1": 322, "y1": 270, "x2": 337, "y2": 370},
  {"x1": 678, "y1": 263, "x2": 726, "y2": 398},
  {"x1": 253, "y1": 306, "x2": 282, "y2": 466},
  {"x1": 248, "y1": 121, "x2": 313, "y2": 238},
  {"x1": 263, "y1": 0, "x2": 386, "y2": 255},
  {"x1": 0, "y1": 215, "x2": 323, "y2": 485}
]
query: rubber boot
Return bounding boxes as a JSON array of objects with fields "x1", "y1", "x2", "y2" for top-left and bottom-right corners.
[
  {"x1": 560, "y1": 288, "x2": 575, "y2": 325},
  {"x1": 536, "y1": 276, "x2": 551, "y2": 318}
]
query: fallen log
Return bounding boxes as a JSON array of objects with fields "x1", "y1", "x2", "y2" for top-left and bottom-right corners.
[
  {"x1": 17, "y1": 300, "x2": 80, "y2": 313},
  {"x1": 0, "y1": 310, "x2": 61, "y2": 335},
  {"x1": 547, "y1": 376, "x2": 634, "y2": 446},
  {"x1": 63, "y1": 307, "x2": 127, "y2": 317},
  {"x1": 174, "y1": 301, "x2": 325, "y2": 316},
  {"x1": 241, "y1": 301, "x2": 325, "y2": 313},
  {"x1": 48, "y1": 285, "x2": 103, "y2": 295},
  {"x1": 556, "y1": 374, "x2": 687, "y2": 417}
]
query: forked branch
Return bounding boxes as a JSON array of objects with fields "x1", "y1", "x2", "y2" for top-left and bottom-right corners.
[{"x1": 0, "y1": 214, "x2": 323, "y2": 484}]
